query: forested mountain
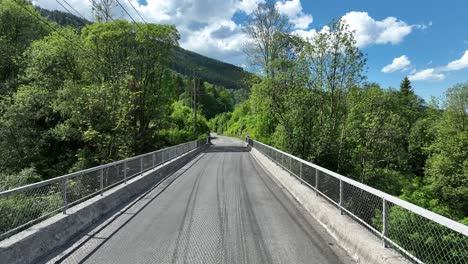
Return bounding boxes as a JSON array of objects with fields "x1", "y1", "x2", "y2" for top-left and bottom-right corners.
[
  {"x1": 171, "y1": 47, "x2": 250, "y2": 90},
  {"x1": 35, "y1": 7, "x2": 252, "y2": 90},
  {"x1": 36, "y1": 6, "x2": 90, "y2": 28}
]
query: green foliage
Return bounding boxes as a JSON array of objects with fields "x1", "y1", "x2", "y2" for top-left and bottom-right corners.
[
  {"x1": 157, "y1": 101, "x2": 209, "y2": 145},
  {"x1": 0, "y1": 0, "x2": 50, "y2": 94},
  {"x1": 425, "y1": 83, "x2": 468, "y2": 218},
  {"x1": 0, "y1": 3, "x2": 211, "y2": 182},
  {"x1": 343, "y1": 84, "x2": 409, "y2": 194},
  {"x1": 209, "y1": 112, "x2": 232, "y2": 135}
]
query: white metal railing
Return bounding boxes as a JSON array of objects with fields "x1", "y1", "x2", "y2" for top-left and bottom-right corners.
[
  {"x1": 0, "y1": 138, "x2": 207, "y2": 239},
  {"x1": 246, "y1": 137, "x2": 468, "y2": 264}
]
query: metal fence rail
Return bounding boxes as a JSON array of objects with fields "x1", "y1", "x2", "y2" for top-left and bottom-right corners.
[
  {"x1": 0, "y1": 138, "x2": 207, "y2": 239},
  {"x1": 246, "y1": 137, "x2": 468, "y2": 264}
]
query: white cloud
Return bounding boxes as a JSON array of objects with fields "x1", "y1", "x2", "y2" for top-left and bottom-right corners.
[
  {"x1": 406, "y1": 50, "x2": 468, "y2": 82},
  {"x1": 238, "y1": 0, "x2": 266, "y2": 15},
  {"x1": 341, "y1": 12, "x2": 413, "y2": 48},
  {"x1": 443, "y1": 50, "x2": 468, "y2": 71},
  {"x1": 34, "y1": 0, "x2": 259, "y2": 66},
  {"x1": 292, "y1": 28, "x2": 317, "y2": 40},
  {"x1": 381, "y1": 55, "x2": 411, "y2": 73},
  {"x1": 275, "y1": 0, "x2": 302, "y2": 17},
  {"x1": 290, "y1": 14, "x2": 313, "y2": 30},
  {"x1": 408, "y1": 68, "x2": 445, "y2": 81},
  {"x1": 276, "y1": 0, "x2": 313, "y2": 29}
]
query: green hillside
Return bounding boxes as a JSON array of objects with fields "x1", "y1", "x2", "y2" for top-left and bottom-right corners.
[
  {"x1": 36, "y1": 7, "x2": 251, "y2": 90},
  {"x1": 171, "y1": 47, "x2": 250, "y2": 90}
]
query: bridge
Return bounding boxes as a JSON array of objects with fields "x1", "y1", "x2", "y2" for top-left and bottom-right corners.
[{"x1": 0, "y1": 136, "x2": 467, "y2": 264}]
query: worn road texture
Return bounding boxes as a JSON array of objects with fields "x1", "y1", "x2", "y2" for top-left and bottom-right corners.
[{"x1": 45, "y1": 136, "x2": 354, "y2": 264}]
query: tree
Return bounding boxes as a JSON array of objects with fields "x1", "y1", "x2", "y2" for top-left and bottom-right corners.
[
  {"x1": 400, "y1": 76, "x2": 412, "y2": 96},
  {"x1": 301, "y1": 20, "x2": 366, "y2": 170},
  {"x1": 81, "y1": 21, "x2": 180, "y2": 153},
  {"x1": 244, "y1": 2, "x2": 291, "y2": 77},
  {"x1": 343, "y1": 85, "x2": 409, "y2": 194},
  {"x1": 0, "y1": 28, "x2": 82, "y2": 177},
  {"x1": 425, "y1": 83, "x2": 468, "y2": 218},
  {"x1": 91, "y1": 0, "x2": 116, "y2": 22},
  {"x1": 0, "y1": 0, "x2": 49, "y2": 95}
]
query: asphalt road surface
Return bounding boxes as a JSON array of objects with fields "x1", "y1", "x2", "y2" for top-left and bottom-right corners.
[{"x1": 45, "y1": 136, "x2": 354, "y2": 264}]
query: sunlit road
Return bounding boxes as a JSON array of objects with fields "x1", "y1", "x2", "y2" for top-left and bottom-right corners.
[{"x1": 45, "y1": 136, "x2": 353, "y2": 264}]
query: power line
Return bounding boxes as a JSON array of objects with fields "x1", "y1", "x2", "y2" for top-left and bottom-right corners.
[
  {"x1": 12, "y1": 0, "x2": 113, "y2": 80},
  {"x1": 61, "y1": 0, "x2": 90, "y2": 22},
  {"x1": 114, "y1": 0, "x2": 145, "y2": 31},
  {"x1": 125, "y1": 0, "x2": 147, "y2": 24},
  {"x1": 55, "y1": 0, "x2": 87, "y2": 27}
]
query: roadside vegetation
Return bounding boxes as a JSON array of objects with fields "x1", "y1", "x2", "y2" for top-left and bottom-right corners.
[
  {"x1": 0, "y1": 0, "x2": 237, "y2": 188},
  {"x1": 210, "y1": 3, "x2": 467, "y2": 225}
]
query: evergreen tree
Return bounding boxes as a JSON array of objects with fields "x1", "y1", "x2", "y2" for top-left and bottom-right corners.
[{"x1": 400, "y1": 76, "x2": 412, "y2": 96}]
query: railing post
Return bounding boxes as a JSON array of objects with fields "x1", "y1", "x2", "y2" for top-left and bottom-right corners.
[
  {"x1": 62, "y1": 178, "x2": 68, "y2": 214},
  {"x1": 339, "y1": 180, "x2": 344, "y2": 215},
  {"x1": 315, "y1": 169, "x2": 319, "y2": 196},
  {"x1": 140, "y1": 157, "x2": 143, "y2": 174},
  {"x1": 152, "y1": 153, "x2": 155, "y2": 167},
  {"x1": 100, "y1": 169, "x2": 104, "y2": 196},
  {"x1": 299, "y1": 162, "x2": 303, "y2": 184},
  {"x1": 382, "y1": 198, "x2": 388, "y2": 248},
  {"x1": 124, "y1": 161, "x2": 127, "y2": 184},
  {"x1": 289, "y1": 157, "x2": 292, "y2": 171}
]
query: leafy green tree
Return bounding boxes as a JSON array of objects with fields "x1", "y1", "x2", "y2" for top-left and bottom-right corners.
[
  {"x1": 343, "y1": 84, "x2": 409, "y2": 194},
  {"x1": 425, "y1": 83, "x2": 468, "y2": 218},
  {"x1": 245, "y1": 2, "x2": 291, "y2": 77},
  {"x1": 0, "y1": 0, "x2": 49, "y2": 94}
]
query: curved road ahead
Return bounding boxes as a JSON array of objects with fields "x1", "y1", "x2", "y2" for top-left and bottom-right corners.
[{"x1": 46, "y1": 136, "x2": 353, "y2": 264}]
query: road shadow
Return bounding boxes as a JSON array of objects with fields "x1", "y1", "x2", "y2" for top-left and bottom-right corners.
[{"x1": 205, "y1": 146, "x2": 249, "y2": 153}]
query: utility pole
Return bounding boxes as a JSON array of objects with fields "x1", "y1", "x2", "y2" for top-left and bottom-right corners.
[{"x1": 193, "y1": 77, "x2": 197, "y2": 132}]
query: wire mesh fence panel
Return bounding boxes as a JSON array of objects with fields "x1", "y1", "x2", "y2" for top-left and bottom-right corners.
[
  {"x1": 103, "y1": 163, "x2": 125, "y2": 188},
  {"x1": 317, "y1": 171, "x2": 340, "y2": 203},
  {"x1": 291, "y1": 158, "x2": 301, "y2": 177},
  {"x1": 126, "y1": 158, "x2": 141, "y2": 178},
  {"x1": 0, "y1": 139, "x2": 207, "y2": 239},
  {"x1": 67, "y1": 170, "x2": 101, "y2": 204},
  {"x1": 142, "y1": 155, "x2": 153, "y2": 171},
  {"x1": 342, "y1": 181, "x2": 383, "y2": 234},
  {"x1": 0, "y1": 180, "x2": 64, "y2": 237},
  {"x1": 301, "y1": 164, "x2": 316, "y2": 187},
  {"x1": 155, "y1": 151, "x2": 163, "y2": 165},
  {"x1": 386, "y1": 202, "x2": 468, "y2": 264}
]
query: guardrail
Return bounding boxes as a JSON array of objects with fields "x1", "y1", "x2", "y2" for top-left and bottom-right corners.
[
  {"x1": 246, "y1": 137, "x2": 468, "y2": 264},
  {"x1": 0, "y1": 138, "x2": 207, "y2": 240}
]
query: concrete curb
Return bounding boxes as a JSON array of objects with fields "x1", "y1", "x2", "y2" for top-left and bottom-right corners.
[
  {"x1": 250, "y1": 147, "x2": 410, "y2": 264},
  {"x1": 0, "y1": 145, "x2": 208, "y2": 264}
]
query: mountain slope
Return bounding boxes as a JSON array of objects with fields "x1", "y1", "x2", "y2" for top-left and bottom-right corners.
[
  {"x1": 36, "y1": 7, "x2": 252, "y2": 90},
  {"x1": 171, "y1": 47, "x2": 250, "y2": 89}
]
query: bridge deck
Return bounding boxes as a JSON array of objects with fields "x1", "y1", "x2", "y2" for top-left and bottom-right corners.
[{"x1": 45, "y1": 136, "x2": 353, "y2": 264}]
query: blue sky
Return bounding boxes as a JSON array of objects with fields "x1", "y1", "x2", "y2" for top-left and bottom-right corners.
[
  {"x1": 38, "y1": 0, "x2": 468, "y2": 102},
  {"x1": 298, "y1": 0, "x2": 468, "y2": 101}
]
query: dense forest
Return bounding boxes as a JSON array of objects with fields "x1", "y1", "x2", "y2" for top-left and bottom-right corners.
[
  {"x1": 0, "y1": 0, "x2": 237, "y2": 188},
  {"x1": 210, "y1": 5, "x2": 467, "y2": 225}
]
